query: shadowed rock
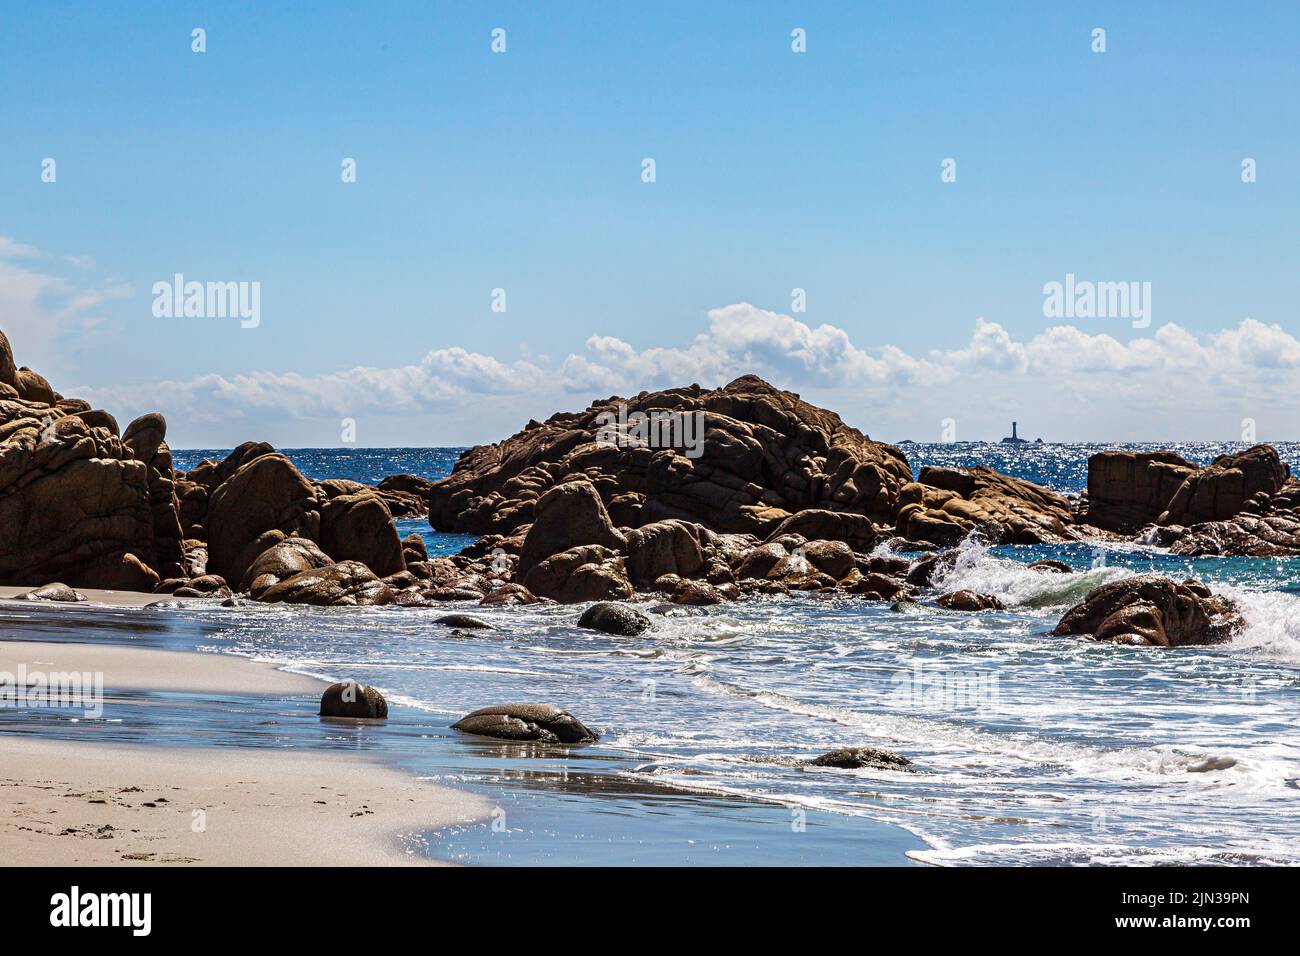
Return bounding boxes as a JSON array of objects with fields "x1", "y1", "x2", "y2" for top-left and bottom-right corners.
[
  {"x1": 576, "y1": 601, "x2": 651, "y2": 635},
  {"x1": 1027, "y1": 559, "x2": 1072, "y2": 574},
  {"x1": 452, "y1": 704, "x2": 598, "y2": 744},
  {"x1": 320, "y1": 680, "x2": 388, "y2": 719}
]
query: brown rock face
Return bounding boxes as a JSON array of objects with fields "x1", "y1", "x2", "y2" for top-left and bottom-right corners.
[
  {"x1": 1082, "y1": 451, "x2": 1198, "y2": 533},
  {"x1": 0, "y1": 405, "x2": 160, "y2": 588},
  {"x1": 896, "y1": 466, "x2": 1077, "y2": 546},
  {"x1": 1052, "y1": 576, "x2": 1243, "y2": 647},
  {"x1": 517, "y1": 479, "x2": 626, "y2": 576},
  {"x1": 206, "y1": 452, "x2": 319, "y2": 584},
  {"x1": 622, "y1": 519, "x2": 704, "y2": 585},
  {"x1": 521, "y1": 544, "x2": 632, "y2": 603},
  {"x1": 1159, "y1": 445, "x2": 1290, "y2": 526},
  {"x1": 240, "y1": 535, "x2": 333, "y2": 596},
  {"x1": 427, "y1": 375, "x2": 912, "y2": 538},
  {"x1": 936, "y1": 590, "x2": 1005, "y2": 612},
  {"x1": 764, "y1": 509, "x2": 878, "y2": 552},
  {"x1": 318, "y1": 492, "x2": 405, "y2": 577}
]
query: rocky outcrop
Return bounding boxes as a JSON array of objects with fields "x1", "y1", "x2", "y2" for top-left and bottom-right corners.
[
  {"x1": 452, "y1": 704, "x2": 599, "y2": 744},
  {"x1": 0, "y1": 371, "x2": 163, "y2": 589},
  {"x1": 896, "y1": 466, "x2": 1077, "y2": 546},
  {"x1": 1080, "y1": 451, "x2": 1198, "y2": 533},
  {"x1": 522, "y1": 544, "x2": 632, "y2": 602},
  {"x1": 1159, "y1": 445, "x2": 1289, "y2": 526},
  {"x1": 518, "y1": 480, "x2": 626, "y2": 576},
  {"x1": 1052, "y1": 576, "x2": 1243, "y2": 647},
  {"x1": 319, "y1": 680, "x2": 388, "y2": 719},
  {"x1": 428, "y1": 375, "x2": 913, "y2": 538},
  {"x1": 622, "y1": 519, "x2": 704, "y2": 585},
  {"x1": 240, "y1": 535, "x2": 333, "y2": 597}
]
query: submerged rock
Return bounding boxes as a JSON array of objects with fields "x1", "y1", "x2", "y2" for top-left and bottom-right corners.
[
  {"x1": 576, "y1": 601, "x2": 652, "y2": 635},
  {"x1": 1052, "y1": 575, "x2": 1243, "y2": 647},
  {"x1": 452, "y1": 704, "x2": 598, "y2": 744},
  {"x1": 320, "y1": 680, "x2": 388, "y2": 719},
  {"x1": 433, "y1": 613, "x2": 494, "y2": 629},
  {"x1": 1027, "y1": 559, "x2": 1072, "y2": 574},
  {"x1": 807, "y1": 747, "x2": 912, "y2": 771}
]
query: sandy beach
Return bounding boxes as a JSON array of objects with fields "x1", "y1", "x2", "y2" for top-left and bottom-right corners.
[{"x1": 0, "y1": 622, "x2": 492, "y2": 866}]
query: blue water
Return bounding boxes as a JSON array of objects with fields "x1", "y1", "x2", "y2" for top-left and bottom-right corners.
[{"x1": 5, "y1": 443, "x2": 1300, "y2": 866}]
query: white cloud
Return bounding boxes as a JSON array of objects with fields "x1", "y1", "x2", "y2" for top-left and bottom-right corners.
[
  {"x1": 40, "y1": 299, "x2": 1300, "y2": 445},
  {"x1": 0, "y1": 237, "x2": 130, "y2": 364}
]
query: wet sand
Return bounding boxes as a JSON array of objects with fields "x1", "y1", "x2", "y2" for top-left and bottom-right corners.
[{"x1": 0, "y1": 629, "x2": 492, "y2": 865}]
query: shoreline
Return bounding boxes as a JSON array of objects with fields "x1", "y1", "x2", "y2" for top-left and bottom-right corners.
[{"x1": 0, "y1": 633, "x2": 492, "y2": 866}]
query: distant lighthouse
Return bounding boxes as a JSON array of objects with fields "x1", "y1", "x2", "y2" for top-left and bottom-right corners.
[{"x1": 1001, "y1": 421, "x2": 1029, "y2": 444}]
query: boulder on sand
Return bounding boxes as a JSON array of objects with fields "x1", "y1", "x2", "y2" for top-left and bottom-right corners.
[
  {"x1": 452, "y1": 704, "x2": 598, "y2": 744},
  {"x1": 1052, "y1": 575, "x2": 1243, "y2": 647},
  {"x1": 319, "y1": 680, "x2": 388, "y2": 719},
  {"x1": 14, "y1": 582, "x2": 85, "y2": 602}
]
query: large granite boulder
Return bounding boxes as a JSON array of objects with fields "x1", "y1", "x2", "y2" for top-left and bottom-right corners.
[
  {"x1": 428, "y1": 375, "x2": 913, "y2": 538},
  {"x1": 318, "y1": 491, "x2": 405, "y2": 577},
  {"x1": 517, "y1": 479, "x2": 626, "y2": 575},
  {"x1": 895, "y1": 466, "x2": 1077, "y2": 546},
  {"x1": 576, "y1": 601, "x2": 652, "y2": 635},
  {"x1": 1081, "y1": 450, "x2": 1198, "y2": 533},
  {"x1": 622, "y1": 519, "x2": 704, "y2": 585},
  {"x1": 1052, "y1": 575, "x2": 1243, "y2": 647},
  {"x1": 206, "y1": 451, "x2": 320, "y2": 584}
]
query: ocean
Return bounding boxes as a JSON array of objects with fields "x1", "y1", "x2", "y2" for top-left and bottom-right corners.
[{"x1": 3, "y1": 442, "x2": 1297, "y2": 866}]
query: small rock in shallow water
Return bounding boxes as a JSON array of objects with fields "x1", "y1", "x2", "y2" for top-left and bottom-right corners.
[
  {"x1": 577, "y1": 601, "x2": 651, "y2": 635},
  {"x1": 807, "y1": 747, "x2": 912, "y2": 771},
  {"x1": 936, "y1": 590, "x2": 1005, "y2": 612},
  {"x1": 16, "y1": 583, "x2": 85, "y2": 603},
  {"x1": 452, "y1": 704, "x2": 598, "y2": 744},
  {"x1": 1027, "y1": 559, "x2": 1072, "y2": 574},
  {"x1": 433, "y1": 613, "x2": 494, "y2": 629},
  {"x1": 319, "y1": 680, "x2": 388, "y2": 719}
]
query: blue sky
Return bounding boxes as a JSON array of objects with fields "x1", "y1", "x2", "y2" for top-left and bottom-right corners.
[{"x1": 2, "y1": 1, "x2": 1298, "y2": 446}]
